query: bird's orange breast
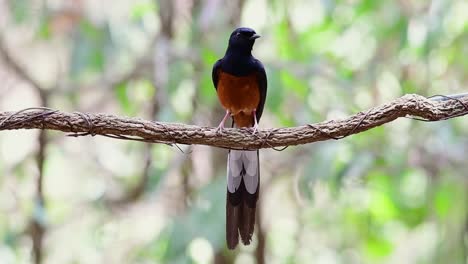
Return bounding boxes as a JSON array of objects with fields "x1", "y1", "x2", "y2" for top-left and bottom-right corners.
[{"x1": 216, "y1": 71, "x2": 260, "y2": 127}]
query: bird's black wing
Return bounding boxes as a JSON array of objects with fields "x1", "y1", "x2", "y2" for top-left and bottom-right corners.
[
  {"x1": 212, "y1": 59, "x2": 223, "y2": 90},
  {"x1": 254, "y1": 59, "x2": 267, "y2": 122}
]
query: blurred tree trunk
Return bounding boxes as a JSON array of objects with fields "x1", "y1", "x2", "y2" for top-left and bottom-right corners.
[{"x1": 0, "y1": 36, "x2": 50, "y2": 264}]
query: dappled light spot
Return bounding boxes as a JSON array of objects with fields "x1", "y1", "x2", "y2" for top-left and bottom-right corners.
[{"x1": 188, "y1": 237, "x2": 213, "y2": 264}]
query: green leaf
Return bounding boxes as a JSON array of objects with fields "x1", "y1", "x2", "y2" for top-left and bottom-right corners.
[
  {"x1": 274, "y1": 19, "x2": 289, "y2": 57},
  {"x1": 356, "y1": 0, "x2": 380, "y2": 16},
  {"x1": 115, "y1": 82, "x2": 134, "y2": 114},
  {"x1": 131, "y1": 1, "x2": 157, "y2": 20},
  {"x1": 434, "y1": 183, "x2": 455, "y2": 219},
  {"x1": 280, "y1": 71, "x2": 308, "y2": 97},
  {"x1": 37, "y1": 17, "x2": 52, "y2": 39},
  {"x1": 369, "y1": 190, "x2": 399, "y2": 222},
  {"x1": 10, "y1": 0, "x2": 30, "y2": 23},
  {"x1": 364, "y1": 235, "x2": 393, "y2": 259},
  {"x1": 267, "y1": 68, "x2": 284, "y2": 113},
  {"x1": 367, "y1": 172, "x2": 399, "y2": 222},
  {"x1": 70, "y1": 20, "x2": 113, "y2": 78},
  {"x1": 199, "y1": 48, "x2": 218, "y2": 104},
  {"x1": 300, "y1": 19, "x2": 338, "y2": 54}
]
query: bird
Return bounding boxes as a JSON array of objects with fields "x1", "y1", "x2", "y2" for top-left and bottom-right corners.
[{"x1": 212, "y1": 27, "x2": 267, "y2": 249}]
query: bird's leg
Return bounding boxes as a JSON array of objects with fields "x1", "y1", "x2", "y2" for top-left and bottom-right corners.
[
  {"x1": 252, "y1": 109, "x2": 259, "y2": 134},
  {"x1": 216, "y1": 109, "x2": 230, "y2": 133}
]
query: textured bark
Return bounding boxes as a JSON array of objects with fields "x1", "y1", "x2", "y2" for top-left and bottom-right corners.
[{"x1": 0, "y1": 94, "x2": 467, "y2": 150}]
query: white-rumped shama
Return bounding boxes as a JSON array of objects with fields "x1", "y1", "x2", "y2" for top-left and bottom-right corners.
[{"x1": 212, "y1": 27, "x2": 267, "y2": 249}]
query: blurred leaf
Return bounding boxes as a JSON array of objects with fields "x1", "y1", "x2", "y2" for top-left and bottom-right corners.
[
  {"x1": 401, "y1": 79, "x2": 418, "y2": 94},
  {"x1": 280, "y1": 71, "x2": 308, "y2": 97},
  {"x1": 355, "y1": 0, "x2": 379, "y2": 16},
  {"x1": 275, "y1": 19, "x2": 293, "y2": 59},
  {"x1": 276, "y1": 111, "x2": 295, "y2": 127},
  {"x1": 199, "y1": 48, "x2": 218, "y2": 104},
  {"x1": 136, "y1": 229, "x2": 170, "y2": 262},
  {"x1": 331, "y1": 150, "x2": 372, "y2": 195},
  {"x1": 70, "y1": 20, "x2": 113, "y2": 78},
  {"x1": 9, "y1": 0, "x2": 30, "y2": 23},
  {"x1": 336, "y1": 64, "x2": 355, "y2": 80},
  {"x1": 37, "y1": 16, "x2": 52, "y2": 39},
  {"x1": 367, "y1": 172, "x2": 399, "y2": 222},
  {"x1": 139, "y1": 178, "x2": 226, "y2": 262},
  {"x1": 364, "y1": 234, "x2": 393, "y2": 260},
  {"x1": 301, "y1": 19, "x2": 338, "y2": 54},
  {"x1": 399, "y1": 169, "x2": 428, "y2": 208},
  {"x1": 434, "y1": 182, "x2": 456, "y2": 219},
  {"x1": 146, "y1": 167, "x2": 163, "y2": 192},
  {"x1": 131, "y1": 1, "x2": 157, "y2": 20},
  {"x1": 115, "y1": 82, "x2": 135, "y2": 114},
  {"x1": 267, "y1": 68, "x2": 284, "y2": 113},
  {"x1": 369, "y1": 190, "x2": 398, "y2": 222}
]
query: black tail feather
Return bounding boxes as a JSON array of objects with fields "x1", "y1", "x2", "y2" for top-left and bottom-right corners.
[
  {"x1": 226, "y1": 200, "x2": 240, "y2": 249},
  {"x1": 226, "y1": 175, "x2": 259, "y2": 249},
  {"x1": 239, "y1": 203, "x2": 256, "y2": 245}
]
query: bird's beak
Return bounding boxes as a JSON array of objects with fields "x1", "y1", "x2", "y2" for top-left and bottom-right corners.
[{"x1": 249, "y1": 34, "x2": 261, "y2": 40}]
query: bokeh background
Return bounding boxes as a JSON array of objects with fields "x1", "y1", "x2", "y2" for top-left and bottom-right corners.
[{"x1": 0, "y1": 0, "x2": 467, "y2": 263}]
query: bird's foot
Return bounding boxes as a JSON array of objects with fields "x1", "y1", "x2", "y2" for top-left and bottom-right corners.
[
  {"x1": 215, "y1": 110, "x2": 230, "y2": 134},
  {"x1": 215, "y1": 124, "x2": 225, "y2": 134},
  {"x1": 251, "y1": 124, "x2": 259, "y2": 135},
  {"x1": 251, "y1": 109, "x2": 259, "y2": 135}
]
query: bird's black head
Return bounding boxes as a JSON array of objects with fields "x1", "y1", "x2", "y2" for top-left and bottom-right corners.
[{"x1": 227, "y1": 27, "x2": 261, "y2": 55}]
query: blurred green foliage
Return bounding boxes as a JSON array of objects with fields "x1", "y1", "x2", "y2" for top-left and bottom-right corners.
[{"x1": 0, "y1": 0, "x2": 467, "y2": 264}]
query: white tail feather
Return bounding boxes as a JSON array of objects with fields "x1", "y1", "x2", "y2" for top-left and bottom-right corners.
[{"x1": 227, "y1": 150, "x2": 259, "y2": 194}]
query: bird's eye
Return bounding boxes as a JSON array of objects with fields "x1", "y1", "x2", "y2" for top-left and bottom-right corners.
[{"x1": 236, "y1": 32, "x2": 240, "y2": 36}]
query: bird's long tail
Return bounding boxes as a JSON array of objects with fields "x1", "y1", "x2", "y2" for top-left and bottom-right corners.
[{"x1": 226, "y1": 149, "x2": 259, "y2": 249}]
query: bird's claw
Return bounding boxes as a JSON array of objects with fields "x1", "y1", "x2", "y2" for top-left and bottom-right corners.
[
  {"x1": 215, "y1": 110, "x2": 230, "y2": 134},
  {"x1": 215, "y1": 125, "x2": 224, "y2": 134},
  {"x1": 251, "y1": 124, "x2": 259, "y2": 135}
]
